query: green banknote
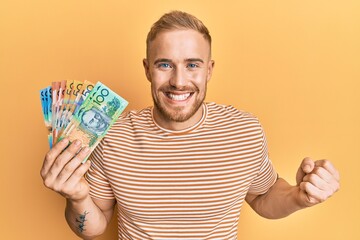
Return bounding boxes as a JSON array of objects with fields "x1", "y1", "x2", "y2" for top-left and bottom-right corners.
[{"x1": 59, "y1": 82, "x2": 128, "y2": 161}]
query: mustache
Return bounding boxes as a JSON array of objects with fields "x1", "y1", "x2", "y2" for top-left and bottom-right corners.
[{"x1": 159, "y1": 85, "x2": 199, "y2": 92}]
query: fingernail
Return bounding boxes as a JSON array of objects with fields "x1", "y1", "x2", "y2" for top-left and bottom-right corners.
[
  {"x1": 82, "y1": 160, "x2": 91, "y2": 165},
  {"x1": 304, "y1": 165, "x2": 311, "y2": 172},
  {"x1": 83, "y1": 147, "x2": 90, "y2": 153}
]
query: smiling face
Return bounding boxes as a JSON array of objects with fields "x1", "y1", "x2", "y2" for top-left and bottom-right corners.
[{"x1": 143, "y1": 29, "x2": 214, "y2": 130}]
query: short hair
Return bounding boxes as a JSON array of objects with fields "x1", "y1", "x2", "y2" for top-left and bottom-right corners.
[{"x1": 146, "y1": 10, "x2": 212, "y2": 58}]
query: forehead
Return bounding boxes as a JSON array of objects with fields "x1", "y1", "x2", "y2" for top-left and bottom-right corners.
[{"x1": 148, "y1": 29, "x2": 210, "y2": 61}]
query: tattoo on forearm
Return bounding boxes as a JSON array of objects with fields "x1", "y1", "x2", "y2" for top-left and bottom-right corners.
[{"x1": 76, "y1": 211, "x2": 89, "y2": 233}]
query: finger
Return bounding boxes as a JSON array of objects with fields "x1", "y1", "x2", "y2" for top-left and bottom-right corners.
[
  {"x1": 311, "y1": 166, "x2": 337, "y2": 184},
  {"x1": 296, "y1": 157, "x2": 315, "y2": 185},
  {"x1": 301, "y1": 157, "x2": 315, "y2": 174},
  {"x1": 300, "y1": 181, "x2": 327, "y2": 204},
  {"x1": 41, "y1": 138, "x2": 69, "y2": 178},
  {"x1": 45, "y1": 140, "x2": 83, "y2": 183},
  {"x1": 315, "y1": 160, "x2": 340, "y2": 182},
  {"x1": 60, "y1": 160, "x2": 91, "y2": 200},
  {"x1": 313, "y1": 166, "x2": 340, "y2": 193},
  {"x1": 302, "y1": 172, "x2": 329, "y2": 191},
  {"x1": 64, "y1": 160, "x2": 92, "y2": 188},
  {"x1": 56, "y1": 147, "x2": 91, "y2": 184}
]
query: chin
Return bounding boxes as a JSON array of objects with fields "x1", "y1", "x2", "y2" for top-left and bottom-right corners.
[{"x1": 161, "y1": 105, "x2": 200, "y2": 122}]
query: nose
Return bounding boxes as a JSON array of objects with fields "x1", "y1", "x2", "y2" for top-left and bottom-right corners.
[{"x1": 169, "y1": 67, "x2": 187, "y2": 89}]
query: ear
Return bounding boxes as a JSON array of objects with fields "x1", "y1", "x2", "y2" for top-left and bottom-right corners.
[
  {"x1": 206, "y1": 60, "x2": 215, "y2": 82},
  {"x1": 143, "y1": 58, "x2": 151, "y2": 82}
]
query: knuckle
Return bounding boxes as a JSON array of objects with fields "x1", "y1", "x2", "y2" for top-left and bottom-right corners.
[
  {"x1": 312, "y1": 167, "x2": 322, "y2": 175},
  {"x1": 303, "y1": 181, "x2": 311, "y2": 190},
  {"x1": 52, "y1": 183, "x2": 63, "y2": 193},
  {"x1": 40, "y1": 169, "x2": 45, "y2": 178},
  {"x1": 308, "y1": 174, "x2": 317, "y2": 182},
  {"x1": 53, "y1": 160, "x2": 61, "y2": 170},
  {"x1": 43, "y1": 178, "x2": 53, "y2": 188},
  {"x1": 322, "y1": 159, "x2": 331, "y2": 168},
  {"x1": 54, "y1": 157, "x2": 67, "y2": 169},
  {"x1": 45, "y1": 151, "x2": 53, "y2": 161},
  {"x1": 67, "y1": 143, "x2": 81, "y2": 154},
  {"x1": 320, "y1": 193, "x2": 328, "y2": 202},
  {"x1": 63, "y1": 164, "x2": 73, "y2": 174},
  {"x1": 57, "y1": 171, "x2": 66, "y2": 181},
  {"x1": 73, "y1": 170, "x2": 84, "y2": 178}
]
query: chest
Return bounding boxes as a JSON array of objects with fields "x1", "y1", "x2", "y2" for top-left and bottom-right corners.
[{"x1": 102, "y1": 132, "x2": 263, "y2": 220}]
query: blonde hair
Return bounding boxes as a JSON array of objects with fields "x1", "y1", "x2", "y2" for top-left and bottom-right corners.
[{"x1": 146, "y1": 11, "x2": 211, "y2": 58}]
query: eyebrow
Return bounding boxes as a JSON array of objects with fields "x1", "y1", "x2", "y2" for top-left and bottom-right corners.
[
  {"x1": 153, "y1": 58, "x2": 204, "y2": 65},
  {"x1": 185, "y1": 58, "x2": 204, "y2": 63},
  {"x1": 154, "y1": 58, "x2": 172, "y2": 65}
]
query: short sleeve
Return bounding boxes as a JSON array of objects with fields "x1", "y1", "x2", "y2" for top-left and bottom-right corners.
[
  {"x1": 85, "y1": 139, "x2": 115, "y2": 200},
  {"x1": 247, "y1": 122, "x2": 278, "y2": 195}
]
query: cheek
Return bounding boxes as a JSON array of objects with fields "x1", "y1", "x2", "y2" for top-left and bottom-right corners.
[
  {"x1": 188, "y1": 70, "x2": 207, "y2": 86},
  {"x1": 187, "y1": 71, "x2": 199, "y2": 79},
  {"x1": 151, "y1": 71, "x2": 172, "y2": 88}
]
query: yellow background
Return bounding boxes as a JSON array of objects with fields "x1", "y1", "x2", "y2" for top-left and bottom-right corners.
[{"x1": 1, "y1": 0, "x2": 359, "y2": 239}]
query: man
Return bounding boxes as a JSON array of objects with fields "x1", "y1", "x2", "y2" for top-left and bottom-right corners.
[{"x1": 40, "y1": 11, "x2": 340, "y2": 239}]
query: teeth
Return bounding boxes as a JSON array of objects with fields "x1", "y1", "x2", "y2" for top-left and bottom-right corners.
[{"x1": 168, "y1": 93, "x2": 191, "y2": 101}]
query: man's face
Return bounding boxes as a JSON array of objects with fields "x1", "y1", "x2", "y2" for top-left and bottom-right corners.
[
  {"x1": 143, "y1": 29, "x2": 214, "y2": 125},
  {"x1": 82, "y1": 110, "x2": 108, "y2": 133}
]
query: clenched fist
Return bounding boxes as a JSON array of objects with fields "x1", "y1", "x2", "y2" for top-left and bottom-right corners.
[{"x1": 296, "y1": 157, "x2": 340, "y2": 207}]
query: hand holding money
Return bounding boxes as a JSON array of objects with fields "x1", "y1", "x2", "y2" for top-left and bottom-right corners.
[{"x1": 40, "y1": 138, "x2": 92, "y2": 201}]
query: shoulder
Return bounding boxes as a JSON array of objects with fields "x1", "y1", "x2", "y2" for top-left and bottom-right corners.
[
  {"x1": 206, "y1": 102, "x2": 259, "y2": 123},
  {"x1": 205, "y1": 102, "x2": 265, "y2": 135}
]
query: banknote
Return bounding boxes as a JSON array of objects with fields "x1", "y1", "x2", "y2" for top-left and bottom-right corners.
[
  {"x1": 59, "y1": 81, "x2": 128, "y2": 162},
  {"x1": 57, "y1": 80, "x2": 74, "y2": 130},
  {"x1": 57, "y1": 80, "x2": 95, "y2": 138},
  {"x1": 40, "y1": 86, "x2": 53, "y2": 148},
  {"x1": 41, "y1": 80, "x2": 93, "y2": 147},
  {"x1": 40, "y1": 86, "x2": 52, "y2": 130},
  {"x1": 40, "y1": 80, "x2": 128, "y2": 160},
  {"x1": 51, "y1": 80, "x2": 66, "y2": 143}
]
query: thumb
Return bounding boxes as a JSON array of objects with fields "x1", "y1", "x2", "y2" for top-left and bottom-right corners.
[{"x1": 296, "y1": 157, "x2": 315, "y2": 185}]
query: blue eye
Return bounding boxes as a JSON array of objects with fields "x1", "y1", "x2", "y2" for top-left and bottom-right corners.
[
  {"x1": 158, "y1": 63, "x2": 171, "y2": 68},
  {"x1": 188, "y1": 63, "x2": 198, "y2": 68}
]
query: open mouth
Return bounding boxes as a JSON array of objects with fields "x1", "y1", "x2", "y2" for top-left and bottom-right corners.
[{"x1": 165, "y1": 92, "x2": 193, "y2": 101}]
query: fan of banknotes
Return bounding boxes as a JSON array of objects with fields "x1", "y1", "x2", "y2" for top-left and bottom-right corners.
[{"x1": 40, "y1": 80, "x2": 128, "y2": 160}]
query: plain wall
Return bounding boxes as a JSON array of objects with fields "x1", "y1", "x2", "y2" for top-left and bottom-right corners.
[{"x1": 0, "y1": 0, "x2": 359, "y2": 239}]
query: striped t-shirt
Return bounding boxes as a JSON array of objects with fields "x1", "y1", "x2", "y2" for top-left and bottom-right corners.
[{"x1": 85, "y1": 102, "x2": 277, "y2": 239}]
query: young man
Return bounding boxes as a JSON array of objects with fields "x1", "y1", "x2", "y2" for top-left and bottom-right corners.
[{"x1": 40, "y1": 11, "x2": 340, "y2": 239}]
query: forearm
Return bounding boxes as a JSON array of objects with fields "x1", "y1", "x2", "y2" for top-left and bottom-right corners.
[
  {"x1": 246, "y1": 178, "x2": 305, "y2": 219},
  {"x1": 65, "y1": 195, "x2": 108, "y2": 239}
]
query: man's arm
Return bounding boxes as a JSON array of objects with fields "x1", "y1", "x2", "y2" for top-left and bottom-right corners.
[
  {"x1": 65, "y1": 196, "x2": 115, "y2": 239},
  {"x1": 246, "y1": 157, "x2": 340, "y2": 219},
  {"x1": 41, "y1": 138, "x2": 115, "y2": 239}
]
